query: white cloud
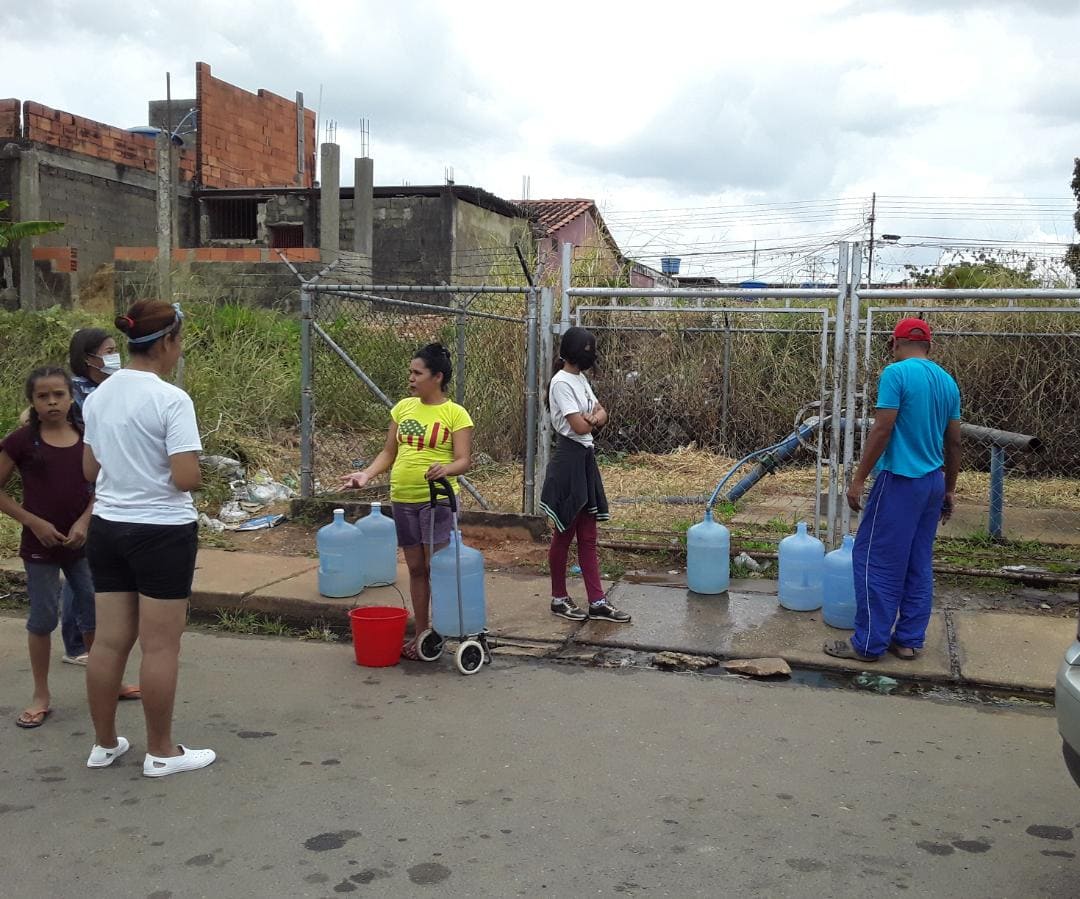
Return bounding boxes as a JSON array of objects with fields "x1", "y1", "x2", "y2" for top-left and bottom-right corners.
[{"x1": 3, "y1": 0, "x2": 1077, "y2": 278}]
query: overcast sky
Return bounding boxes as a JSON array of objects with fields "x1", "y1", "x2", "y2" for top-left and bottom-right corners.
[{"x1": 5, "y1": 0, "x2": 1079, "y2": 281}]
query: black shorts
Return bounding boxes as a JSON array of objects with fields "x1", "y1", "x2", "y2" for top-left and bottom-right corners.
[{"x1": 87, "y1": 516, "x2": 199, "y2": 600}]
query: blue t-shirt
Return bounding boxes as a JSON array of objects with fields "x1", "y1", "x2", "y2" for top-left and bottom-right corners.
[{"x1": 874, "y1": 358, "x2": 961, "y2": 478}]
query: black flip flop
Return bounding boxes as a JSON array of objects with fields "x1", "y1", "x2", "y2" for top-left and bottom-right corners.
[
  {"x1": 888, "y1": 644, "x2": 919, "y2": 661},
  {"x1": 823, "y1": 640, "x2": 880, "y2": 662}
]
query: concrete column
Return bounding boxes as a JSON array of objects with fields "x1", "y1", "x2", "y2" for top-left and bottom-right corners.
[
  {"x1": 15, "y1": 147, "x2": 40, "y2": 310},
  {"x1": 352, "y1": 156, "x2": 373, "y2": 276},
  {"x1": 155, "y1": 132, "x2": 172, "y2": 301},
  {"x1": 319, "y1": 143, "x2": 340, "y2": 262}
]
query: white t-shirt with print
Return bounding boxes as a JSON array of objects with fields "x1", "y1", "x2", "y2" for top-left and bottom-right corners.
[
  {"x1": 83, "y1": 369, "x2": 203, "y2": 525},
  {"x1": 549, "y1": 369, "x2": 598, "y2": 447}
]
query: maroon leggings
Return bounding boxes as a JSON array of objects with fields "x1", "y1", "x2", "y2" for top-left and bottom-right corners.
[{"x1": 549, "y1": 511, "x2": 604, "y2": 603}]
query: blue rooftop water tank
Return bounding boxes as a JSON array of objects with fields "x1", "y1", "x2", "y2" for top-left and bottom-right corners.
[{"x1": 660, "y1": 256, "x2": 681, "y2": 275}]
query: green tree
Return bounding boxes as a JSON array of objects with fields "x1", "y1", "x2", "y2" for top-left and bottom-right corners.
[
  {"x1": 905, "y1": 254, "x2": 1040, "y2": 289},
  {"x1": 1066, "y1": 157, "x2": 1080, "y2": 286},
  {"x1": 0, "y1": 199, "x2": 63, "y2": 248}
]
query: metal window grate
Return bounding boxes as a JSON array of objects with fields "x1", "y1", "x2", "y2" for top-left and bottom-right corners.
[
  {"x1": 206, "y1": 199, "x2": 258, "y2": 240},
  {"x1": 269, "y1": 224, "x2": 304, "y2": 249}
]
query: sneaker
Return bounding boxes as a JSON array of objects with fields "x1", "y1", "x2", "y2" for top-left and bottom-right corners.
[
  {"x1": 87, "y1": 736, "x2": 130, "y2": 768},
  {"x1": 551, "y1": 597, "x2": 587, "y2": 621},
  {"x1": 588, "y1": 598, "x2": 632, "y2": 623},
  {"x1": 62, "y1": 653, "x2": 89, "y2": 666},
  {"x1": 143, "y1": 745, "x2": 217, "y2": 778}
]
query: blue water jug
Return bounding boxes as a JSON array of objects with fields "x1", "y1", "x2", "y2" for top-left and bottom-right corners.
[
  {"x1": 355, "y1": 501, "x2": 398, "y2": 586},
  {"x1": 686, "y1": 508, "x2": 730, "y2": 594},
  {"x1": 823, "y1": 534, "x2": 857, "y2": 629},
  {"x1": 430, "y1": 530, "x2": 486, "y2": 637},
  {"x1": 317, "y1": 508, "x2": 364, "y2": 598},
  {"x1": 778, "y1": 521, "x2": 824, "y2": 611}
]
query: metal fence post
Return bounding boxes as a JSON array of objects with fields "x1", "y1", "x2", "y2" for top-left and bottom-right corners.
[
  {"x1": 560, "y1": 242, "x2": 572, "y2": 333},
  {"x1": 826, "y1": 242, "x2": 850, "y2": 548},
  {"x1": 523, "y1": 287, "x2": 540, "y2": 514},
  {"x1": 720, "y1": 313, "x2": 732, "y2": 451},
  {"x1": 537, "y1": 287, "x2": 555, "y2": 502},
  {"x1": 840, "y1": 242, "x2": 864, "y2": 539},
  {"x1": 988, "y1": 445, "x2": 1005, "y2": 541},
  {"x1": 300, "y1": 285, "x2": 314, "y2": 499},
  {"x1": 455, "y1": 292, "x2": 467, "y2": 406}
]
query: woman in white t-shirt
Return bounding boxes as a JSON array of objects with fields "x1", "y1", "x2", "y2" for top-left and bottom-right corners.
[
  {"x1": 539, "y1": 327, "x2": 630, "y2": 624},
  {"x1": 82, "y1": 299, "x2": 216, "y2": 778}
]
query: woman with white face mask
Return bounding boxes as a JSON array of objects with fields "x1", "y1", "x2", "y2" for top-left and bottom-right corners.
[
  {"x1": 69, "y1": 328, "x2": 122, "y2": 410},
  {"x1": 57, "y1": 329, "x2": 140, "y2": 700}
]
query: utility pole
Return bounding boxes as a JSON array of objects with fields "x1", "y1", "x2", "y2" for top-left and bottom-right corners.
[{"x1": 865, "y1": 192, "x2": 877, "y2": 288}]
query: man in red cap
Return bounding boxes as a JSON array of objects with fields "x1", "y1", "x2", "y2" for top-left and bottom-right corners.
[{"x1": 825, "y1": 317, "x2": 962, "y2": 662}]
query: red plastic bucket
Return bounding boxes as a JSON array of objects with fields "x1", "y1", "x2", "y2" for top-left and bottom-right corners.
[{"x1": 349, "y1": 605, "x2": 409, "y2": 667}]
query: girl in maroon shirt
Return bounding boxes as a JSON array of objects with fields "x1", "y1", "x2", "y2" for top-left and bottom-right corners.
[{"x1": 0, "y1": 367, "x2": 95, "y2": 728}]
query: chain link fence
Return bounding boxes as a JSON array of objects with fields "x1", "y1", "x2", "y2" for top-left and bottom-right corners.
[
  {"x1": 858, "y1": 301, "x2": 1080, "y2": 548},
  {"x1": 303, "y1": 282, "x2": 537, "y2": 513}
]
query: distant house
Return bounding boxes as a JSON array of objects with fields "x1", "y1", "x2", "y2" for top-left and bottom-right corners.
[{"x1": 518, "y1": 198, "x2": 674, "y2": 290}]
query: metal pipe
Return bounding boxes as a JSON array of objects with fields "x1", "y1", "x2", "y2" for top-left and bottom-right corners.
[
  {"x1": 826, "y1": 242, "x2": 850, "y2": 547},
  {"x1": 537, "y1": 287, "x2": 555, "y2": 500},
  {"x1": 319, "y1": 290, "x2": 522, "y2": 323},
  {"x1": 561, "y1": 242, "x2": 572, "y2": 332},
  {"x1": 961, "y1": 423, "x2": 1041, "y2": 452},
  {"x1": 858, "y1": 289, "x2": 1080, "y2": 300},
  {"x1": 815, "y1": 312, "x2": 829, "y2": 537},
  {"x1": 455, "y1": 293, "x2": 466, "y2": 406},
  {"x1": 989, "y1": 445, "x2": 1005, "y2": 541},
  {"x1": 523, "y1": 287, "x2": 539, "y2": 515},
  {"x1": 840, "y1": 244, "x2": 863, "y2": 539},
  {"x1": 720, "y1": 318, "x2": 732, "y2": 451},
  {"x1": 299, "y1": 286, "x2": 314, "y2": 499},
  {"x1": 725, "y1": 419, "x2": 821, "y2": 502},
  {"x1": 569, "y1": 287, "x2": 838, "y2": 299},
  {"x1": 308, "y1": 283, "x2": 530, "y2": 294},
  {"x1": 310, "y1": 321, "x2": 491, "y2": 510},
  {"x1": 575, "y1": 304, "x2": 832, "y2": 315}
]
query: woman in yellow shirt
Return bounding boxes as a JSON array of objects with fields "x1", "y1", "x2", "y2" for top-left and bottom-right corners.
[{"x1": 340, "y1": 344, "x2": 473, "y2": 660}]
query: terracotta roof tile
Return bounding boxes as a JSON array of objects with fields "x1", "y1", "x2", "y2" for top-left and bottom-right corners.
[{"x1": 517, "y1": 199, "x2": 597, "y2": 236}]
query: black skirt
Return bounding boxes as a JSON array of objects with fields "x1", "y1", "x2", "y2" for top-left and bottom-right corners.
[{"x1": 539, "y1": 436, "x2": 609, "y2": 533}]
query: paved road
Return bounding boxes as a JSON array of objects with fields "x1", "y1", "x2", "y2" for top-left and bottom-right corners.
[{"x1": 0, "y1": 616, "x2": 1076, "y2": 898}]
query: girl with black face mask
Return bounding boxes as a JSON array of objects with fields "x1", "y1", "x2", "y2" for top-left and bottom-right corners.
[{"x1": 539, "y1": 327, "x2": 631, "y2": 624}]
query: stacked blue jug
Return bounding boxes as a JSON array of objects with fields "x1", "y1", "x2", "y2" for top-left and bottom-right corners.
[
  {"x1": 430, "y1": 530, "x2": 486, "y2": 637},
  {"x1": 686, "y1": 508, "x2": 730, "y2": 594},
  {"x1": 354, "y1": 502, "x2": 398, "y2": 587},
  {"x1": 778, "y1": 521, "x2": 824, "y2": 611},
  {"x1": 317, "y1": 508, "x2": 365, "y2": 598},
  {"x1": 823, "y1": 534, "x2": 857, "y2": 629}
]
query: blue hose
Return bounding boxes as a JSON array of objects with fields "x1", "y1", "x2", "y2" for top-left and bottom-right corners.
[{"x1": 706, "y1": 419, "x2": 821, "y2": 512}]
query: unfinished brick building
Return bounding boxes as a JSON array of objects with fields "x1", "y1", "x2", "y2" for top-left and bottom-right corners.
[{"x1": 0, "y1": 62, "x2": 317, "y2": 309}]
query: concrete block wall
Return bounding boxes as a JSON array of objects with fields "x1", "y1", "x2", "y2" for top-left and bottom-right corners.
[
  {"x1": 0, "y1": 99, "x2": 20, "y2": 139},
  {"x1": 195, "y1": 62, "x2": 316, "y2": 189},
  {"x1": 21, "y1": 101, "x2": 197, "y2": 182},
  {"x1": 36, "y1": 160, "x2": 159, "y2": 282},
  {"x1": 31, "y1": 246, "x2": 78, "y2": 306},
  {"x1": 114, "y1": 247, "x2": 321, "y2": 311}
]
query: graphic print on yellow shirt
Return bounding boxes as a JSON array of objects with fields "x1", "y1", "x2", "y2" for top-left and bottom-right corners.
[{"x1": 390, "y1": 398, "x2": 474, "y2": 503}]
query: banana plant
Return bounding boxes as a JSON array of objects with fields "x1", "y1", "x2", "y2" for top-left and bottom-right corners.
[{"x1": 0, "y1": 200, "x2": 64, "y2": 248}]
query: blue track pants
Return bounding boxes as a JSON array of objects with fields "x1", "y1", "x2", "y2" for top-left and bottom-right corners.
[{"x1": 852, "y1": 470, "x2": 945, "y2": 658}]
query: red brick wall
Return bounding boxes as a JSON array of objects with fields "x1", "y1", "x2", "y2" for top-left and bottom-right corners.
[
  {"x1": 0, "y1": 98, "x2": 20, "y2": 139},
  {"x1": 32, "y1": 246, "x2": 78, "y2": 272},
  {"x1": 21, "y1": 101, "x2": 197, "y2": 182},
  {"x1": 115, "y1": 247, "x2": 321, "y2": 262},
  {"x1": 195, "y1": 62, "x2": 316, "y2": 189}
]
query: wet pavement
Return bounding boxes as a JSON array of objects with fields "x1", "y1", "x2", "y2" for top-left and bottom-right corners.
[
  {"x1": 1, "y1": 617, "x2": 1077, "y2": 898},
  {"x1": 2, "y1": 549, "x2": 1075, "y2": 693}
]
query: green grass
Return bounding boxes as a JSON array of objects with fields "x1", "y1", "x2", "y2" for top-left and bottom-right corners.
[{"x1": 212, "y1": 610, "x2": 294, "y2": 636}]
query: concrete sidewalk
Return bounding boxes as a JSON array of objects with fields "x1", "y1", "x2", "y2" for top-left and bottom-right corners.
[{"x1": 2, "y1": 549, "x2": 1074, "y2": 693}]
